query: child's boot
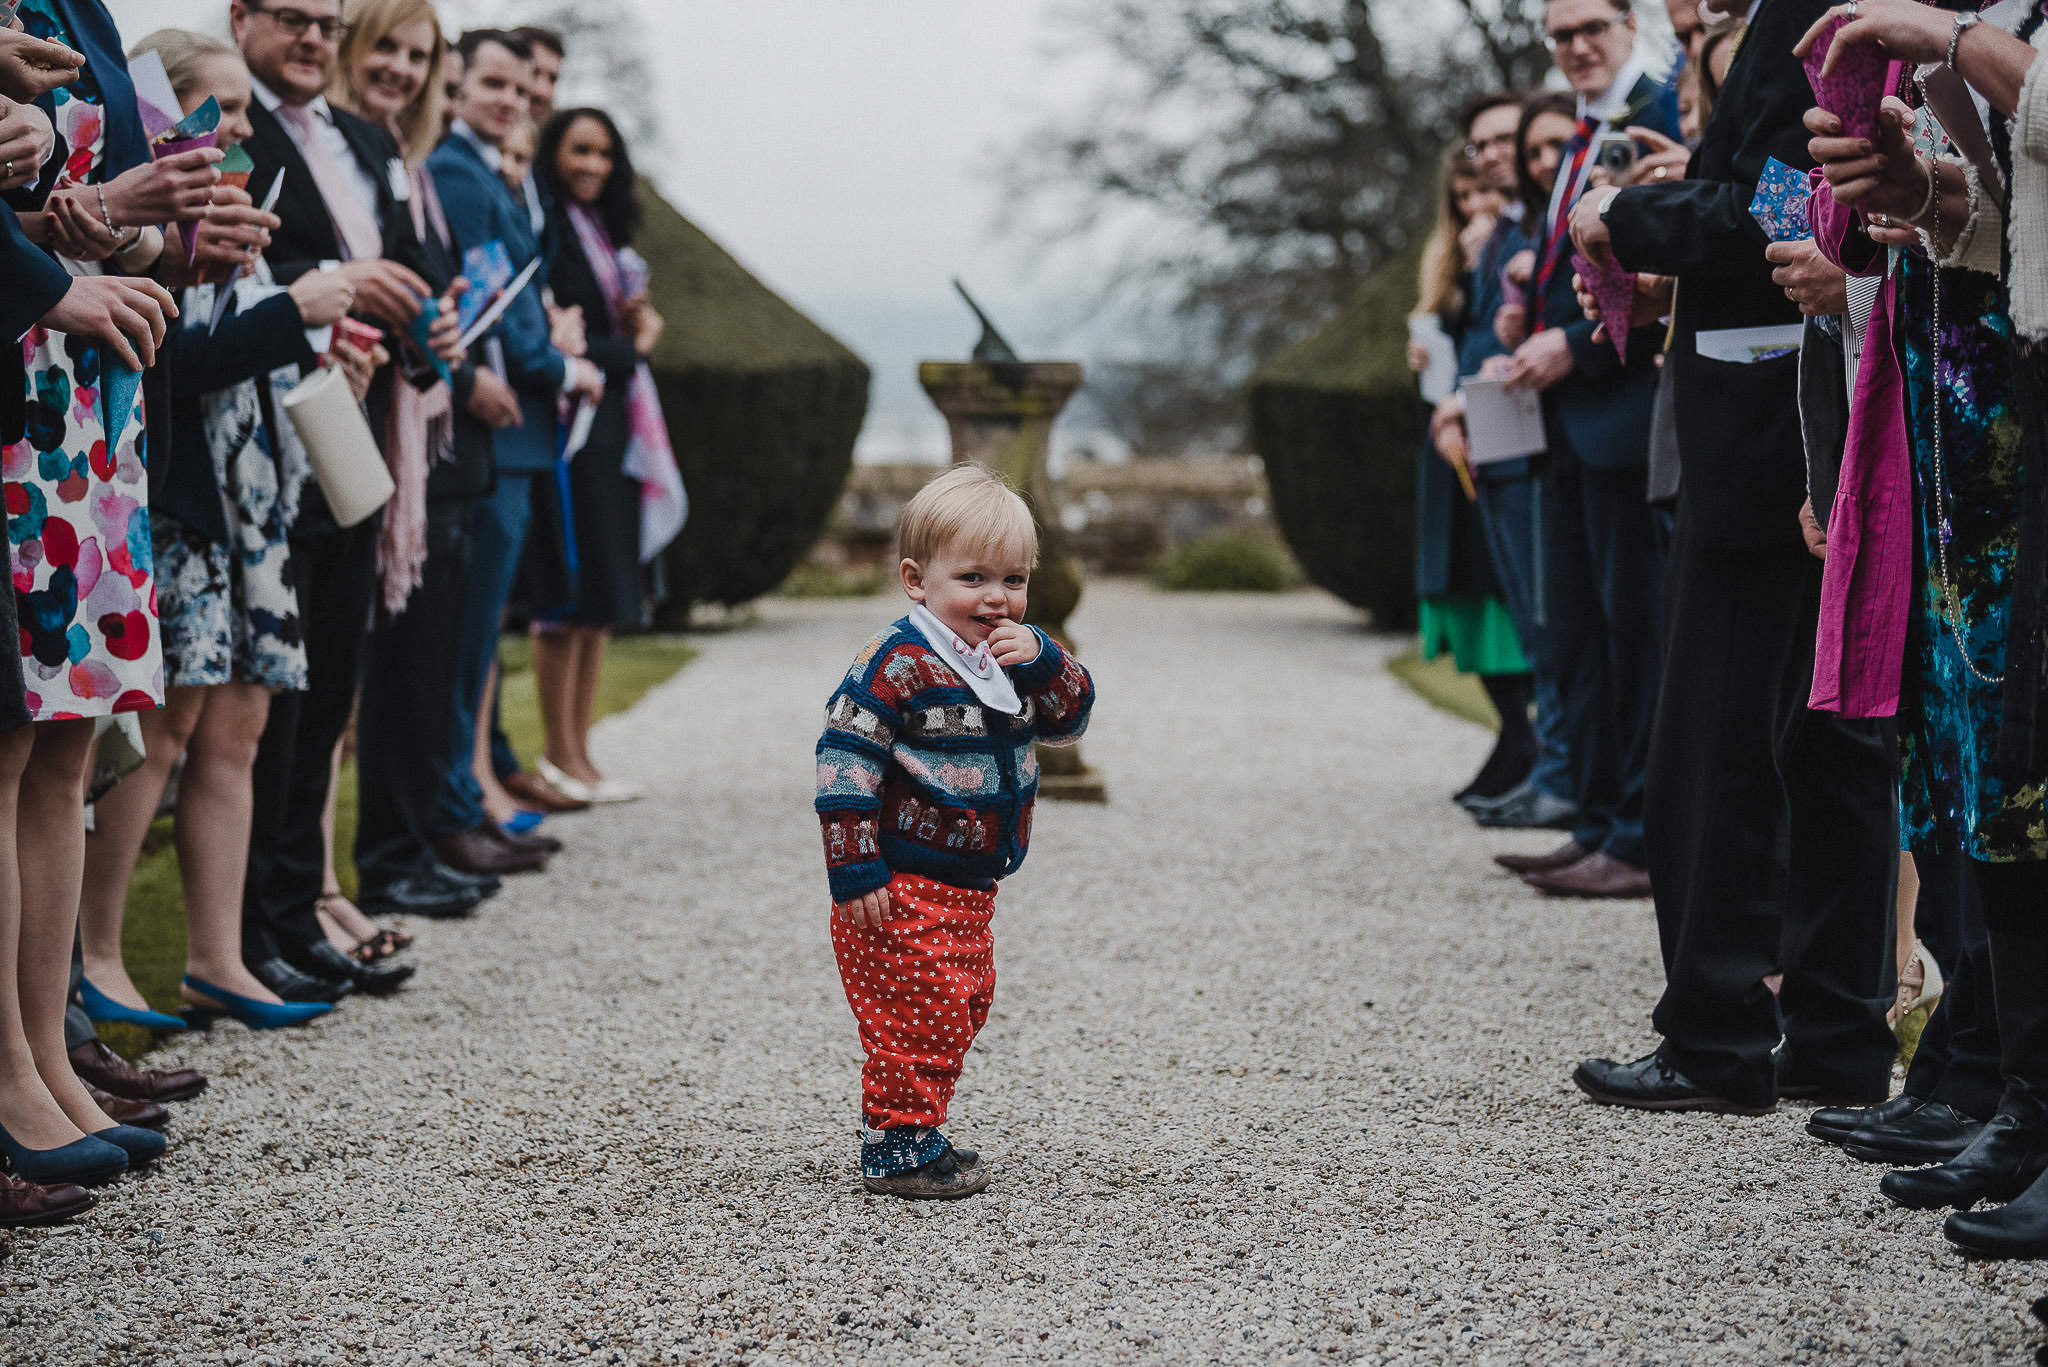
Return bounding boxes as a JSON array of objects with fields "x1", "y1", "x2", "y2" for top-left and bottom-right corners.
[{"x1": 863, "y1": 1145, "x2": 989, "y2": 1200}]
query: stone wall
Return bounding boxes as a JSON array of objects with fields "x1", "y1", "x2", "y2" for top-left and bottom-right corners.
[{"x1": 814, "y1": 457, "x2": 1276, "y2": 576}]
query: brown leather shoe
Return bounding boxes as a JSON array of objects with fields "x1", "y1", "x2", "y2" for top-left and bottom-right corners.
[
  {"x1": 1523, "y1": 851, "x2": 1653, "y2": 898},
  {"x1": 433, "y1": 826, "x2": 548, "y2": 876},
  {"x1": 67, "y1": 1039, "x2": 206, "y2": 1104},
  {"x1": 86, "y1": 1083, "x2": 170, "y2": 1132},
  {"x1": 0, "y1": 1174, "x2": 94, "y2": 1227},
  {"x1": 1494, "y1": 839, "x2": 1589, "y2": 875},
  {"x1": 503, "y1": 769, "x2": 590, "y2": 813},
  {"x1": 485, "y1": 824, "x2": 562, "y2": 857}
]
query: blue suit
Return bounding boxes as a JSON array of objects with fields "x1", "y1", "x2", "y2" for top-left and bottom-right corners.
[
  {"x1": 425, "y1": 129, "x2": 572, "y2": 836},
  {"x1": 1512, "y1": 73, "x2": 1681, "y2": 871}
]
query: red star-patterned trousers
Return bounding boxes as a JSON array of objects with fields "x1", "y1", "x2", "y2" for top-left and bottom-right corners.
[{"x1": 832, "y1": 872, "x2": 997, "y2": 1130}]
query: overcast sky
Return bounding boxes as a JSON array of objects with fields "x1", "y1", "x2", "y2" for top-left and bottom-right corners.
[{"x1": 103, "y1": 0, "x2": 1103, "y2": 461}]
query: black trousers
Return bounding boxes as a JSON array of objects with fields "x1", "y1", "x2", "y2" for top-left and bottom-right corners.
[
  {"x1": 1646, "y1": 514, "x2": 1897, "y2": 1105},
  {"x1": 1978, "y1": 860, "x2": 2048, "y2": 1125},
  {"x1": 1902, "y1": 850, "x2": 2001, "y2": 1120},
  {"x1": 354, "y1": 498, "x2": 476, "y2": 895},
  {"x1": 242, "y1": 513, "x2": 380, "y2": 959}
]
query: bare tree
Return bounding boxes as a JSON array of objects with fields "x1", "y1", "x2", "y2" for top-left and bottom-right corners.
[
  {"x1": 1077, "y1": 359, "x2": 1247, "y2": 459},
  {"x1": 1001, "y1": 0, "x2": 1551, "y2": 368}
]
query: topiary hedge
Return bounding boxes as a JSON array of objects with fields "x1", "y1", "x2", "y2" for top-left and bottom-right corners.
[
  {"x1": 638, "y1": 183, "x2": 870, "y2": 616},
  {"x1": 1247, "y1": 241, "x2": 1426, "y2": 630}
]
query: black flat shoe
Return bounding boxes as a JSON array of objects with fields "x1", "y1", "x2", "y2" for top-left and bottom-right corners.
[
  {"x1": 246, "y1": 955, "x2": 354, "y2": 1005},
  {"x1": 1838, "y1": 1101, "x2": 1983, "y2": 1167},
  {"x1": 284, "y1": 939, "x2": 416, "y2": 996},
  {"x1": 1880, "y1": 1113, "x2": 2048, "y2": 1210},
  {"x1": 1945, "y1": 1167, "x2": 2048, "y2": 1258},
  {"x1": 1809, "y1": 1093, "x2": 1926, "y2": 1146},
  {"x1": 359, "y1": 872, "x2": 490, "y2": 921},
  {"x1": 1572, "y1": 1052, "x2": 1774, "y2": 1115}
]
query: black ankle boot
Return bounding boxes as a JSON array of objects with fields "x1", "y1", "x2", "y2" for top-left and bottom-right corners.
[{"x1": 1880, "y1": 1113, "x2": 2048, "y2": 1210}]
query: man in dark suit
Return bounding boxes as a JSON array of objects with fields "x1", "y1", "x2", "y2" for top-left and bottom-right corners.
[
  {"x1": 424, "y1": 29, "x2": 603, "y2": 878},
  {"x1": 231, "y1": 0, "x2": 445, "y2": 1000},
  {"x1": 1491, "y1": 0, "x2": 1681, "y2": 897},
  {"x1": 1565, "y1": 0, "x2": 1896, "y2": 1112}
]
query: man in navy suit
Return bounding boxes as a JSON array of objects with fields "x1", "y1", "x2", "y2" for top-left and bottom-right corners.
[
  {"x1": 425, "y1": 29, "x2": 603, "y2": 878},
  {"x1": 1492, "y1": 0, "x2": 1680, "y2": 899}
]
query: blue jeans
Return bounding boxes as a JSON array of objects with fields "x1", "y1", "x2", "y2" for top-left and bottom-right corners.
[
  {"x1": 434, "y1": 471, "x2": 533, "y2": 836},
  {"x1": 1474, "y1": 472, "x2": 1573, "y2": 802}
]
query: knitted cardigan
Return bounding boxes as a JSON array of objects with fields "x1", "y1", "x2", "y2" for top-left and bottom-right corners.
[{"x1": 815, "y1": 618, "x2": 1095, "y2": 902}]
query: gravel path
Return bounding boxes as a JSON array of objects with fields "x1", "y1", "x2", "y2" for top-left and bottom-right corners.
[{"x1": 7, "y1": 582, "x2": 2042, "y2": 1365}]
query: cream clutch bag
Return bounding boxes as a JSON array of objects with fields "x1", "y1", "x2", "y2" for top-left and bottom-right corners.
[{"x1": 280, "y1": 365, "x2": 393, "y2": 527}]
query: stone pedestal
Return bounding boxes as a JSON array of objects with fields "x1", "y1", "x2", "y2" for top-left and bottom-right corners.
[{"x1": 919, "y1": 360, "x2": 1105, "y2": 802}]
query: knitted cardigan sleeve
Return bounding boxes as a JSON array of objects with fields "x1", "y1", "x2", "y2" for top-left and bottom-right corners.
[
  {"x1": 1010, "y1": 628, "x2": 1095, "y2": 747},
  {"x1": 815, "y1": 641, "x2": 906, "y2": 901},
  {"x1": 2011, "y1": 36, "x2": 2048, "y2": 343}
]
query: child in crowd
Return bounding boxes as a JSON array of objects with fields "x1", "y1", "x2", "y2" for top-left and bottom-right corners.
[
  {"x1": 815, "y1": 464, "x2": 1095, "y2": 1199},
  {"x1": 498, "y1": 115, "x2": 536, "y2": 193}
]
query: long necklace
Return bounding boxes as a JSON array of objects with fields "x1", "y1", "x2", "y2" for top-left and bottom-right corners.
[{"x1": 1917, "y1": 73, "x2": 2005, "y2": 686}]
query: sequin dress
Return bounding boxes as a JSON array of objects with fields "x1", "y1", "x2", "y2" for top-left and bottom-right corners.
[{"x1": 2, "y1": 0, "x2": 162, "y2": 719}]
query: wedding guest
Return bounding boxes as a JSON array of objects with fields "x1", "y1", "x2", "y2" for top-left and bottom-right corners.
[
  {"x1": 512, "y1": 24, "x2": 561, "y2": 124},
  {"x1": 497, "y1": 113, "x2": 534, "y2": 194}
]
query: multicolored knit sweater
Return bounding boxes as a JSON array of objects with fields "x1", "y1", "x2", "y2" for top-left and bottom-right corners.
[{"x1": 815, "y1": 617, "x2": 1095, "y2": 902}]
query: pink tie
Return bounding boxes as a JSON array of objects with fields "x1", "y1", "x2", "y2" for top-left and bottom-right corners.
[{"x1": 275, "y1": 102, "x2": 382, "y2": 262}]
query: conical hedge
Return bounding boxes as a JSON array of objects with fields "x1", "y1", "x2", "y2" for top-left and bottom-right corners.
[
  {"x1": 638, "y1": 182, "x2": 870, "y2": 614},
  {"x1": 1248, "y1": 242, "x2": 1425, "y2": 629}
]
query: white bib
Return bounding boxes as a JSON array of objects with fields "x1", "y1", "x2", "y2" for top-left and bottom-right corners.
[{"x1": 908, "y1": 603, "x2": 1024, "y2": 716}]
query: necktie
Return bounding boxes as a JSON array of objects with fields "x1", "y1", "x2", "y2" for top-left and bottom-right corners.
[{"x1": 275, "y1": 102, "x2": 382, "y2": 262}]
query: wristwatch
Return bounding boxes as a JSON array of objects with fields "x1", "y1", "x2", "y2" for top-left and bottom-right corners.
[{"x1": 1948, "y1": 10, "x2": 1981, "y2": 71}]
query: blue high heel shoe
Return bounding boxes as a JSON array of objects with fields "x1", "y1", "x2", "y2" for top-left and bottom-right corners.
[
  {"x1": 503, "y1": 809, "x2": 545, "y2": 836},
  {"x1": 93, "y1": 1125, "x2": 167, "y2": 1168},
  {"x1": 0, "y1": 1124, "x2": 127, "y2": 1186},
  {"x1": 78, "y1": 977, "x2": 187, "y2": 1032},
  {"x1": 181, "y1": 975, "x2": 333, "y2": 1030}
]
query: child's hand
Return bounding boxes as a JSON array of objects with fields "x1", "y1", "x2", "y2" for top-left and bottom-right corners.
[
  {"x1": 987, "y1": 618, "x2": 1041, "y2": 668},
  {"x1": 835, "y1": 886, "x2": 891, "y2": 929}
]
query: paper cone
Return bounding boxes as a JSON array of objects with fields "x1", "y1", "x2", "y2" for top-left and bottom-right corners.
[
  {"x1": 1803, "y1": 15, "x2": 1888, "y2": 145},
  {"x1": 1573, "y1": 252, "x2": 1639, "y2": 364}
]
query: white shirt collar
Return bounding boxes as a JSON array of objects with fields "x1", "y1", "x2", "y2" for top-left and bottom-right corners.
[
  {"x1": 249, "y1": 73, "x2": 333, "y2": 125},
  {"x1": 450, "y1": 118, "x2": 503, "y2": 172},
  {"x1": 1579, "y1": 56, "x2": 1646, "y2": 123}
]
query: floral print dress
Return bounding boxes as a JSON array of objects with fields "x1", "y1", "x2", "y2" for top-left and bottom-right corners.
[
  {"x1": 3, "y1": 0, "x2": 161, "y2": 719},
  {"x1": 1896, "y1": 255, "x2": 2048, "y2": 861}
]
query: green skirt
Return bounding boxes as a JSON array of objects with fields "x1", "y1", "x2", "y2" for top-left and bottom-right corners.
[{"x1": 1419, "y1": 594, "x2": 1529, "y2": 676}]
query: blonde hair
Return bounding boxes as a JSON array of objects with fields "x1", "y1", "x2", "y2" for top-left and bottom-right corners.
[
  {"x1": 329, "y1": 0, "x2": 448, "y2": 166},
  {"x1": 1414, "y1": 144, "x2": 1487, "y2": 321},
  {"x1": 128, "y1": 28, "x2": 240, "y2": 103},
  {"x1": 897, "y1": 464, "x2": 1039, "y2": 569}
]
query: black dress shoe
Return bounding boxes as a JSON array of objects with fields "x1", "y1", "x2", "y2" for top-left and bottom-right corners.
[
  {"x1": 1809, "y1": 1092, "x2": 1926, "y2": 1145},
  {"x1": 1572, "y1": 1051, "x2": 1775, "y2": 1115},
  {"x1": 359, "y1": 872, "x2": 489, "y2": 920},
  {"x1": 284, "y1": 939, "x2": 416, "y2": 996},
  {"x1": 1840, "y1": 1101, "x2": 1983, "y2": 1166},
  {"x1": 1880, "y1": 1113, "x2": 2048, "y2": 1210},
  {"x1": 1471, "y1": 785, "x2": 1580, "y2": 830},
  {"x1": 433, "y1": 827, "x2": 547, "y2": 876},
  {"x1": 1945, "y1": 1167, "x2": 2048, "y2": 1258},
  {"x1": 486, "y1": 823, "x2": 562, "y2": 857},
  {"x1": 427, "y1": 860, "x2": 501, "y2": 895},
  {"x1": 246, "y1": 955, "x2": 354, "y2": 1004}
]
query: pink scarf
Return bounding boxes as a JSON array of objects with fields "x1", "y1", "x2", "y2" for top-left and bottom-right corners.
[
  {"x1": 377, "y1": 162, "x2": 454, "y2": 616},
  {"x1": 565, "y1": 202, "x2": 687, "y2": 562}
]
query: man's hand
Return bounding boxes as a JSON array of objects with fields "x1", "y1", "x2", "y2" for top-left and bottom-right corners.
[
  {"x1": 1799, "y1": 497, "x2": 1828, "y2": 560},
  {"x1": 1766, "y1": 238, "x2": 1850, "y2": 316},
  {"x1": 835, "y1": 886, "x2": 891, "y2": 930},
  {"x1": 39, "y1": 275, "x2": 176, "y2": 371},
  {"x1": 102, "y1": 147, "x2": 223, "y2": 226},
  {"x1": 336, "y1": 259, "x2": 430, "y2": 326},
  {"x1": 287, "y1": 263, "x2": 358, "y2": 327},
  {"x1": 1569, "y1": 186, "x2": 1621, "y2": 268},
  {"x1": 1503, "y1": 327, "x2": 1574, "y2": 392},
  {"x1": 0, "y1": 29, "x2": 84, "y2": 103},
  {"x1": 0, "y1": 98, "x2": 53, "y2": 188},
  {"x1": 1623, "y1": 126, "x2": 1690, "y2": 186},
  {"x1": 986, "y1": 617, "x2": 1041, "y2": 668},
  {"x1": 466, "y1": 366, "x2": 522, "y2": 428},
  {"x1": 1574, "y1": 270, "x2": 1674, "y2": 338}
]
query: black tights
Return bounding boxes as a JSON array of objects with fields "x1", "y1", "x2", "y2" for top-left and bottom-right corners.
[
  {"x1": 1976, "y1": 859, "x2": 2048, "y2": 1125},
  {"x1": 1460, "y1": 673, "x2": 1538, "y2": 801}
]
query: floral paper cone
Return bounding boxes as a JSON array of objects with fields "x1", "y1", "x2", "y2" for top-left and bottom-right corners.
[
  {"x1": 1749, "y1": 157, "x2": 1815, "y2": 242},
  {"x1": 1572, "y1": 251, "x2": 1638, "y2": 363},
  {"x1": 1802, "y1": 15, "x2": 1888, "y2": 145}
]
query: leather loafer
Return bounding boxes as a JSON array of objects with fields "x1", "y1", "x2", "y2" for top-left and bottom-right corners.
[
  {"x1": 1472, "y1": 787, "x2": 1580, "y2": 830},
  {"x1": 1573, "y1": 1051, "x2": 1774, "y2": 1115},
  {"x1": 427, "y1": 860, "x2": 502, "y2": 895},
  {"x1": 359, "y1": 872, "x2": 490, "y2": 921},
  {"x1": 1808, "y1": 1093, "x2": 1926, "y2": 1145},
  {"x1": 1524, "y1": 851, "x2": 1653, "y2": 899},
  {"x1": 0, "y1": 1174, "x2": 93, "y2": 1227},
  {"x1": 1842, "y1": 1101, "x2": 1983, "y2": 1166},
  {"x1": 284, "y1": 938, "x2": 416, "y2": 996},
  {"x1": 433, "y1": 827, "x2": 548, "y2": 876},
  {"x1": 1495, "y1": 839, "x2": 1589, "y2": 875},
  {"x1": 485, "y1": 823, "x2": 562, "y2": 858},
  {"x1": 85, "y1": 1083, "x2": 169, "y2": 1132},
  {"x1": 66, "y1": 1039, "x2": 206, "y2": 1104},
  {"x1": 1879, "y1": 1113, "x2": 2048, "y2": 1210},
  {"x1": 1945, "y1": 1167, "x2": 2048, "y2": 1258},
  {"x1": 503, "y1": 768, "x2": 590, "y2": 813},
  {"x1": 246, "y1": 955, "x2": 355, "y2": 1005}
]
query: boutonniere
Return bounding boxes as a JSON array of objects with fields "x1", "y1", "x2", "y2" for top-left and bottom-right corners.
[{"x1": 1599, "y1": 79, "x2": 1656, "y2": 128}]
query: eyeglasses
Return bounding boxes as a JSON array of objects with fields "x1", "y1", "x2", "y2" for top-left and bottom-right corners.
[
  {"x1": 1463, "y1": 132, "x2": 1517, "y2": 160},
  {"x1": 1545, "y1": 16, "x2": 1622, "y2": 48},
  {"x1": 245, "y1": 3, "x2": 353, "y2": 42}
]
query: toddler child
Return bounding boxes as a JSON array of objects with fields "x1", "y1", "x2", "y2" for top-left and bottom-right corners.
[
  {"x1": 816, "y1": 463, "x2": 1095, "y2": 1199},
  {"x1": 498, "y1": 115, "x2": 536, "y2": 194}
]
